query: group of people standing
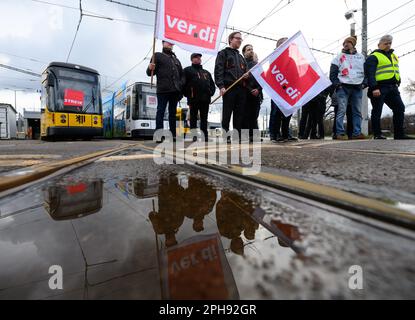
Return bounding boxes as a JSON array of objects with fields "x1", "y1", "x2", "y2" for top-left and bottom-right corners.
[{"x1": 147, "y1": 32, "x2": 412, "y2": 143}]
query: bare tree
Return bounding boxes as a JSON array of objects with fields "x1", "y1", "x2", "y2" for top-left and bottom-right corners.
[{"x1": 405, "y1": 79, "x2": 415, "y2": 97}]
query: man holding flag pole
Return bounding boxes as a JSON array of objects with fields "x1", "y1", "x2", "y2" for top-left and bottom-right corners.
[
  {"x1": 214, "y1": 31, "x2": 250, "y2": 144},
  {"x1": 212, "y1": 31, "x2": 331, "y2": 144}
]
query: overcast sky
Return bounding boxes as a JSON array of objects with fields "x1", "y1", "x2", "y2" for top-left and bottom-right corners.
[{"x1": 1, "y1": 0, "x2": 415, "y2": 117}]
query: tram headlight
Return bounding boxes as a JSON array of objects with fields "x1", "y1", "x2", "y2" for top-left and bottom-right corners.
[
  {"x1": 60, "y1": 115, "x2": 67, "y2": 124},
  {"x1": 93, "y1": 116, "x2": 99, "y2": 125}
]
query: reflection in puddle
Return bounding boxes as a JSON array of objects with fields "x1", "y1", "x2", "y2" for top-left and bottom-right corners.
[
  {"x1": 43, "y1": 179, "x2": 103, "y2": 221},
  {"x1": 37, "y1": 172, "x2": 304, "y2": 300},
  {"x1": 111, "y1": 172, "x2": 304, "y2": 300}
]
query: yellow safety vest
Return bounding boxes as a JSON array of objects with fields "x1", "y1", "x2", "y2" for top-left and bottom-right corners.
[{"x1": 371, "y1": 51, "x2": 400, "y2": 82}]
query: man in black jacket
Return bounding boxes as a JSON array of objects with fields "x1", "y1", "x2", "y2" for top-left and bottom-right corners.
[
  {"x1": 365, "y1": 35, "x2": 412, "y2": 140},
  {"x1": 183, "y1": 53, "x2": 216, "y2": 142},
  {"x1": 242, "y1": 44, "x2": 263, "y2": 142},
  {"x1": 214, "y1": 31, "x2": 249, "y2": 143},
  {"x1": 146, "y1": 41, "x2": 184, "y2": 141}
]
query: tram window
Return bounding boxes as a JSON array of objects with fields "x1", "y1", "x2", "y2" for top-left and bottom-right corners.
[
  {"x1": 126, "y1": 97, "x2": 131, "y2": 119},
  {"x1": 132, "y1": 93, "x2": 140, "y2": 120}
]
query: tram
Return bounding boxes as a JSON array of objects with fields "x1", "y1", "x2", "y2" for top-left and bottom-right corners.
[
  {"x1": 40, "y1": 62, "x2": 103, "y2": 140},
  {"x1": 103, "y1": 82, "x2": 189, "y2": 139}
]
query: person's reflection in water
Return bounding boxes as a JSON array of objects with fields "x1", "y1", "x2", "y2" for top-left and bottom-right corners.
[
  {"x1": 149, "y1": 175, "x2": 186, "y2": 248},
  {"x1": 182, "y1": 177, "x2": 217, "y2": 233},
  {"x1": 216, "y1": 191, "x2": 259, "y2": 256}
]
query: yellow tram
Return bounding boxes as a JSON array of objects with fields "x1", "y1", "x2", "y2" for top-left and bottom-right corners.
[{"x1": 40, "y1": 62, "x2": 103, "y2": 140}]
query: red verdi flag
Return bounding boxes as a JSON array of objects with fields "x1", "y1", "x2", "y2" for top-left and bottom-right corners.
[
  {"x1": 155, "y1": 0, "x2": 234, "y2": 54},
  {"x1": 250, "y1": 31, "x2": 331, "y2": 117}
]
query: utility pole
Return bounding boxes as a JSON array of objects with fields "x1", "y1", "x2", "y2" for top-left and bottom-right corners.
[{"x1": 361, "y1": 0, "x2": 369, "y2": 136}]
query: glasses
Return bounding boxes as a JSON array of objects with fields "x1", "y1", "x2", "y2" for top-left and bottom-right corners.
[{"x1": 233, "y1": 37, "x2": 243, "y2": 41}]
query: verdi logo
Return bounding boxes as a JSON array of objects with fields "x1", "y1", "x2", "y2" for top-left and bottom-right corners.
[
  {"x1": 164, "y1": 0, "x2": 224, "y2": 49},
  {"x1": 261, "y1": 43, "x2": 320, "y2": 106}
]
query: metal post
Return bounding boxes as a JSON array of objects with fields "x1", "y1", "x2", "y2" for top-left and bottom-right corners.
[
  {"x1": 361, "y1": 0, "x2": 369, "y2": 136},
  {"x1": 351, "y1": 22, "x2": 356, "y2": 37}
]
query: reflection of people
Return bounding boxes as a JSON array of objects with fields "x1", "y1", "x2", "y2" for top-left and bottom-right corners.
[
  {"x1": 149, "y1": 175, "x2": 186, "y2": 248},
  {"x1": 182, "y1": 177, "x2": 217, "y2": 233},
  {"x1": 216, "y1": 191, "x2": 259, "y2": 255}
]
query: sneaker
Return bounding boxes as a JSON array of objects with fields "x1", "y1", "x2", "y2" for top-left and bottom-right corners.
[
  {"x1": 288, "y1": 137, "x2": 299, "y2": 142},
  {"x1": 374, "y1": 135, "x2": 387, "y2": 140},
  {"x1": 336, "y1": 135, "x2": 349, "y2": 140}
]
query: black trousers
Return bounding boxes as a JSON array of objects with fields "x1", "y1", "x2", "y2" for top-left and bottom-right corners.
[
  {"x1": 370, "y1": 85, "x2": 405, "y2": 138},
  {"x1": 244, "y1": 94, "x2": 262, "y2": 138},
  {"x1": 189, "y1": 101, "x2": 209, "y2": 141},
  {"x1": 306, "y1": 98, "x2": 326, "y2": 139},
  {"x1": 222, "y1": 86, "x2": 247, "y2": 137},
  {"x1": 299, "y1": 104, "x2": 311, "y2": 139},
  {"x1": 275, "y1": 108, "x2": 292, "y2": 139}
]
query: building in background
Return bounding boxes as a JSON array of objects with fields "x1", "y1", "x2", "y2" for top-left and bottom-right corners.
[
  {"x1": 0, "y1": 103, "x2": 17, "y2": 139},
  {"x1": 23, "y1": 109, "x2": 41, "y2": 140}
]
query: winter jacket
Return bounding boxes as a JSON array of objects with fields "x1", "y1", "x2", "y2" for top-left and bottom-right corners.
[
  {"x1": 183, "y1": 64, "x2": 216, "y2": 104},
  {"x1": 364, "y1": 49, "x2": 401, "y2": 92},
  {"x1": 214, "y1": 47, "x2": 247, "y2": 89},
  {"x1": 146, "y1": 50, "x2": 184, "y2": 94}
]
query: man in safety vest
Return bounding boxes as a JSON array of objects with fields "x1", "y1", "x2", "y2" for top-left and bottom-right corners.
[{"x1": 365, "y1": 35, "x2": 412, "y2": 140}]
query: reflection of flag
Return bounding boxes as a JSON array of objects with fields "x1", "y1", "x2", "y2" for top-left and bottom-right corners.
[
  {"x1": 160, "y1": 234, "x2": 239, "y2": 300},
  {"x1": 250, "y1": 31, "x2": 331, "y2": 117},
  {"x1": 155, "y1": 0, "x2": 234, "y2": 54}
]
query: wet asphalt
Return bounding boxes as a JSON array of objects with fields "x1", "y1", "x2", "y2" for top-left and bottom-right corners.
[{"x1": 0, "y1": 146, "x2": 414, "y2": 300}]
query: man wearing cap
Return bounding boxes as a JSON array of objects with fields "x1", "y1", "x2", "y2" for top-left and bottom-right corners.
[
  {"x1": 365, "y1": 35, "x2": 412, "y2": 140},
  {"x1": 183, "y1": 53, "x2": 216, "y2": 142},
  {"x1": 330, "y1": 36, "x2": 367, "y2": 140},
  {"x1": 146, "y1": 41, "x2": 184, "y2": 142}
]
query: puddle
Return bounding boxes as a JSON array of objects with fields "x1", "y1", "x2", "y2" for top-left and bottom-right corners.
[{"x1": 0, "y1": 165, "x2": 414, "y2": 300}]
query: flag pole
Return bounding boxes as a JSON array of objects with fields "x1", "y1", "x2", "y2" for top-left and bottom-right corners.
[
  {"x1": 151, "y1": 0, "x2": 159, "y2": 88},
  {"x1": 210, "y1": 72, "x2": 249, "y2": 105}
]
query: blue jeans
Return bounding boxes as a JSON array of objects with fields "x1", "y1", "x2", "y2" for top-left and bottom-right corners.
[
  {"x1": 335, "y1": 85, "x2": 363, "y2": 136},
  {"x1": 156, "y1": 92, "x2": 180, "y2": 137}
]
